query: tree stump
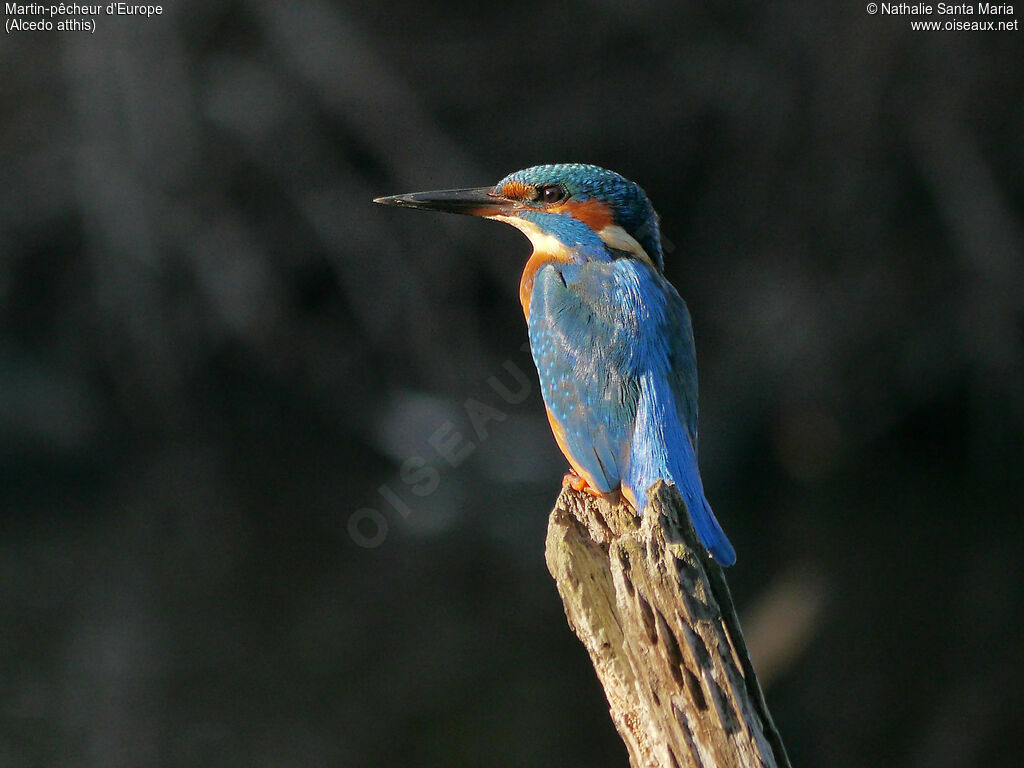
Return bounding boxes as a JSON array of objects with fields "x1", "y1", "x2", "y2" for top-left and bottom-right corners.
[{"x1": 545, "y1": 482, "x2": 791, "y2": 768}]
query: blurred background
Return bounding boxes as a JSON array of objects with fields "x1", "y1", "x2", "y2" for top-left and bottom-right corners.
[{"x1": 2, "y1": 2, "x2": 1022, "y2": 766}]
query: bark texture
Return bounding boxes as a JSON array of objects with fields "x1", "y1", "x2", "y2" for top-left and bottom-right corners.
[{"x1": 545, "y1": 482, "x2": 791, "y2": 768}]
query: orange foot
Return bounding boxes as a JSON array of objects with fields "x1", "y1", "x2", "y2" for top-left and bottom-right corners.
[
  {"x1": 562, "y1": 471, "x2": 620, "y2": 504},
  {"x1": 562, "y1": 471, "x2": 595, "y2": 494}
]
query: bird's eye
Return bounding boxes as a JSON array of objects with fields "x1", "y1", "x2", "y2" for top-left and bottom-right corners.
[{"x1": 535, "y1": 184, "x2": 568, "y2": 204}]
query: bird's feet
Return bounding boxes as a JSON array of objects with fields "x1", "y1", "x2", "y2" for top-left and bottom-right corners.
[
  {"x1": 562, "y1": 471, "x2": 596, "y2": 495},
  {"x1": 562, "y1": 471, "x2": 620, "y2": 504}
]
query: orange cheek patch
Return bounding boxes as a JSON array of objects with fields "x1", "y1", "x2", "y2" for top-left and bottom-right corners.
[{"x1": 551, "y1": 198, "x2": 614, "y2": 231}]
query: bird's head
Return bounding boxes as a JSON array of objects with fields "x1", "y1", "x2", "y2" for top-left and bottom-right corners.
[{"x1": 375, "y1": 164, "x2": 664, "y2": 271}]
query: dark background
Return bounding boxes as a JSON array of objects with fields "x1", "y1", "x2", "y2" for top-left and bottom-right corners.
[{"x1": 2, "y1": 2, "x2": 1023, "y2": 766}]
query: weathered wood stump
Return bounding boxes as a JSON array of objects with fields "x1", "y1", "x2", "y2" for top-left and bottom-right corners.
[{"x1": 545, "y1": 481, "x2": 791, "y2": 768}]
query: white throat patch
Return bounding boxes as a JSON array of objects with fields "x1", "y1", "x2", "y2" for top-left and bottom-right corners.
[
  {"x1": 489, "y1": 215, "x2": 655, "y2": 268},
  {"x1": 489, "y1": 215, "x2": 572, "y2": 257}
]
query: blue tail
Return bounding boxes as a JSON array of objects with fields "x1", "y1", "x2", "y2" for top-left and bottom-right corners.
[
  {"x1": 626, "y1": 395, "x2": 737, "y2": 565},
  {"x1": 680, "y1": 485, "x2": 736, "y2": 567},
  {"x1": 663, "y1": 434, "x2": 736, "y2": 565},
  {"x1": 625, "y1": 450, "x2": 737, "y2": 565},
  {"x1": 624, "y1": 373, "x2": 737, "y2": 566}
]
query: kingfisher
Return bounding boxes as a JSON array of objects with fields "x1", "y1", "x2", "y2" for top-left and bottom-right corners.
[{"x1": 374, "y1": 164, "x2": 736, "y2": 565}]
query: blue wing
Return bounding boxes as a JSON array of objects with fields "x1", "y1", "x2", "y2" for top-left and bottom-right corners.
[
  {"x1": 528, "y1": 260, "x2": 640, "y2": 493},
  {"x1": 623, "y1": 273, "x2": 736, "y2": 566},
  {"x1": 529, "y1": 257, "x2": 736, "y2": 566}
]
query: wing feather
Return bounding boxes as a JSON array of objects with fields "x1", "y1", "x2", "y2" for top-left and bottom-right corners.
[
  {"x1": 527, "y1": 256, "x2": 735, "y2": 564},
  {"x1": 528, "y1": 261, "x2": 640, "y2": 492}
]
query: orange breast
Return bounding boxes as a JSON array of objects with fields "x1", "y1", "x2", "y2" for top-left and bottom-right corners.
[
  {"x1": 519, "y1": 250, "x2": 551, "y2": 320},
  {"x1": 518, "y1": 202, "x2": 613, "y2": 318},
  {"x1": 519, "y1": 246, "x2": 578, "y2": 320}
]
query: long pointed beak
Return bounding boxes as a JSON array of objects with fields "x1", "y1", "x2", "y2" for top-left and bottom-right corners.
[{"x1": 373, "y1": 186, "x2": 513, "y2": 217}]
